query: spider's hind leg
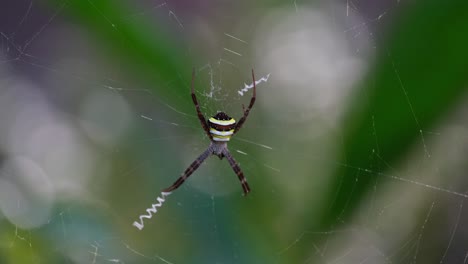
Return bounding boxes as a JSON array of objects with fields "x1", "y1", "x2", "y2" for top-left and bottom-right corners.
[{"x1": 223, "y1": 149, "x2": 251, "y2": 195}]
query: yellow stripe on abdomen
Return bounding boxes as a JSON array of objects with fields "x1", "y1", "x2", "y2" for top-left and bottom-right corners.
[
  {"x1": 208, "y1": 117, "x2": 236, "y2": 126},
  {"x1": 210, "y1": 128, "x2": 234, "y2": 141},
  {"x1": 212, "y1": 134, "x2": 232, "y2": 141},
  {"x1": 210, "y1": 128, "x2": 234, "y2": 136}
]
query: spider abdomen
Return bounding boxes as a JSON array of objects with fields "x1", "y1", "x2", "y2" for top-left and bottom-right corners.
[{"x1": 208, "y1": 112, "x2": 236, "y2": 142}]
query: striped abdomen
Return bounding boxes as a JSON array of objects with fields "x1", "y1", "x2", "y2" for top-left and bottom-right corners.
[{"x1": 208, "y1": 112, "x2": 236, "y2": 141}]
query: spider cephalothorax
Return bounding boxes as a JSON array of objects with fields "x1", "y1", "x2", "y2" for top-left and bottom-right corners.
[{"x1": 162, "y1": 68, "x2": 257, "y2": 196}]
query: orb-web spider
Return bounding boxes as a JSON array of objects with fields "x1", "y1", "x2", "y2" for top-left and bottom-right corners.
[{"x1": 162, "y1": 68, "x2": 257, "y2": 195}]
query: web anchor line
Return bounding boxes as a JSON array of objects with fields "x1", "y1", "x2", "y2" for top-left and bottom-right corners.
[{"x1": 132, "y1": 191, "x2": 172, "y2": 230}]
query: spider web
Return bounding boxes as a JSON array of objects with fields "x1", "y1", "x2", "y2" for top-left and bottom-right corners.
[{"x1": 1, "y1": 0, "x2": 468, "y2": 263}]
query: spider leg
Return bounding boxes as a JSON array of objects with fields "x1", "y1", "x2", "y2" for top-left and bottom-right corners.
[
  {"x1": 234, "y1": 69, "x2": 256, "y2": 134},
  {"x1": 191, "y1": 68, "x2": 212, "y2": 139},
  {"x1": 223, "y1": 149, "x2": 251, "y2": 195},
  {"x1": 162, "y1": 147, "x2": 212, "y2": 193}
]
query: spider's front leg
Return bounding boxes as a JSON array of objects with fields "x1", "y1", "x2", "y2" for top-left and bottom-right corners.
[
  {"x1": 191, "y1": 68, "x2": 212, "y2": 139},
  {"x1": 234, "y1": 69, "x2": 257, "y2": 134}
]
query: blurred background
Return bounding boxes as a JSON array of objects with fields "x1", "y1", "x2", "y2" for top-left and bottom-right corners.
[{"x1": 1, "y1": 0, "x2": 468, "y2": 263}]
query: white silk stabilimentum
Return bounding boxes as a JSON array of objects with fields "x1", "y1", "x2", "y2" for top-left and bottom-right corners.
[{"x1": 132, "y1": 191, "x2": 172, "y2": 230}]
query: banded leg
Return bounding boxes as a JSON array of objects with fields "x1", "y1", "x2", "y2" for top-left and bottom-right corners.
[
  {"x1": 163, "y1": 147, "x2": 212, "y2": 192},
  {"x1": 191, "y1": 68, "x2": 212, "y2": 139},
  {"x1": 223, "y1": 149, "x2": 251, "y2": 195},
  {"x1": 234, "y1": 69, "x2": 257, "y2": 134}
]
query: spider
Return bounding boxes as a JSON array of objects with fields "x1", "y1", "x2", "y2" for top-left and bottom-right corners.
[{"x1": 162, "y1": 68, "x2": 257, "y2": 196}]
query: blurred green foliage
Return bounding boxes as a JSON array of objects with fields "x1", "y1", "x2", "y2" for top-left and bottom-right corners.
[
  {"x1": 50, "y1": 0, "x2": 190, "y2": 109},
  {"x1": 310, "y1": 0, "x2": 468, "y2": 262},
  {"x1": 1, "y1": 0, "x2": 466, "y2": 263},
  {"x1": 321, "y1": 0, "x2": 468, "y2": 229}
]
